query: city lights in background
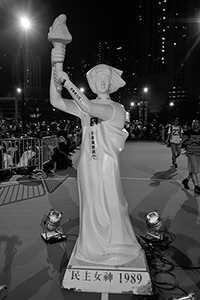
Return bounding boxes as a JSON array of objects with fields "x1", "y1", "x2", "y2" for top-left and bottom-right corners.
[{"x1": 143, "y1": 87, "x2": 148, "y2": 93}]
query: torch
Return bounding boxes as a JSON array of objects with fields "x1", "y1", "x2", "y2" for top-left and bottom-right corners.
[{"x1": 48, "y1": 14, "x2": 72, "y2": 90}]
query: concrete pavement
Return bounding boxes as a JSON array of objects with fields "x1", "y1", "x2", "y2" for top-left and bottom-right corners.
[{"x1": 0, "y1": 140, "x2": 199, "y2": 300}]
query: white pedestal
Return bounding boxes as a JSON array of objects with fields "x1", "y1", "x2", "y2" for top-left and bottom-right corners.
[{"x1": 62, "y1": 245, "x2": 153, "y2": 296}]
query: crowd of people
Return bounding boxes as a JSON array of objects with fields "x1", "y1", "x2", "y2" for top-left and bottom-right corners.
[
  {"x1": 125, "y1": 119, "x2": 190, "y2": 142},
  {"x1": 0, "y1": 119, "x2": 82, "y2": 180},
  {"x1": 0, "y1": 119, "x2": 81, "y2": 139},
  {"x1": 125, "y1": 120, "x2": 162, "y2": 140}
]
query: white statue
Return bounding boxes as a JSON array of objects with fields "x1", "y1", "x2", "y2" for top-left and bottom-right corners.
[{"x1": 49, "y1": 15, "x2": 141, "y2": 267}]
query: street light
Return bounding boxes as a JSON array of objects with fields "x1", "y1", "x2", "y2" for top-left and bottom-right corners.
[
  {"x1": 129, "y1": 102, "x2": 136, "y2": 122},
  {"x1": 20, "y1": 17, "x2": 31, "y2": 30},
  {"x1": 19, "y1": 16, "x2": 31, "y2": 131},
  {"x1": 15, "y1": 87, "x2": 22, "y2": 126},
  {"x1": 139, "y1": 87, "x2": 149, "y2": 125}
]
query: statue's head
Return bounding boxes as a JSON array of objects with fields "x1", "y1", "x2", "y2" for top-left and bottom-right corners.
[{"x1": 86, "y1": 64, "x2": 126, "y2": 95}]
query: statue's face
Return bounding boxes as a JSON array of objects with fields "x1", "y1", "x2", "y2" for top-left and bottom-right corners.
[{"x1": 95, "y1": 72, "x2": 110, "y2": 94}]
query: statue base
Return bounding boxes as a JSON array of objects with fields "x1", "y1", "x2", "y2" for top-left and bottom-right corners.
[{"x1": 62, "y1": 243, "x2": 153, "y2": 296}]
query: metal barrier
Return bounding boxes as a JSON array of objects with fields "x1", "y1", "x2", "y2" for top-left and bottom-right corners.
[
  {"x1": 0, "y1": 136, "x2": 59, "y2": 172},
  {"x1": 42, "y1": 136, "x2": 59, "y2": 165},
  {"x1": 0, "y1": 137, "x2": 42, "y2": 171},
  {"x1": 0, "y1": 133, "x2": 82, "y2": 178}
]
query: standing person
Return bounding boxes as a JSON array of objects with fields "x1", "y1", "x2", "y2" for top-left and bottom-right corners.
[
  {"x1": 57, "y1": 123, "x2": 71, "y2": 155},
  {"x1": 50, "y1": 47, "x2": 141, "y2": 266},
  {"x1": 166, "y1": 117, "x2": 183, "y2": 168},
  {"x1": 181, "y1": 118, "x2": 200, "y2": 194}
]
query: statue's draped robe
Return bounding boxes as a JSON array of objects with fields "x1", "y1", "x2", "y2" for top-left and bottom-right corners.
[{"x1": 74, "y1": 99, "x2": 141, "y2": 266}]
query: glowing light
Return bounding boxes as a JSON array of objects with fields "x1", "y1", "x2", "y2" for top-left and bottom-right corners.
[
  {"x1": 143, "y1": 87, "x2": 148, "y2": 93},
  {"x1": 80, "y1": 87, "x2": 85, "y2": 93},
  {"x1": 146, "y1": 210, "x2": 164, "y2": 240},
  {"x1": 41, "y1": 209, "x2": 67, "y2": 244},
  {"x1": 20, "y1": 17, "x2": 31, "y2": 30}
]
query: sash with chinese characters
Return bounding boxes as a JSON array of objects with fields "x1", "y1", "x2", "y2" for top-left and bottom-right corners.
[{"x1": 90, "y1": 117, "x2": 98, "y2": 160}]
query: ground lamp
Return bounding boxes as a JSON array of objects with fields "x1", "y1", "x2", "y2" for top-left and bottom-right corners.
[
  {"x1": 145, "y1": 212, "x2": 195, "y2": 300},
  {"x1": 145, "y1": 210, "x2": 164, "y2": 240},
  {"x1": 41, "y1": 209, "x2": 67, "y2": 244}
]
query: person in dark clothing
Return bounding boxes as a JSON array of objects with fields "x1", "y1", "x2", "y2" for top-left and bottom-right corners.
[
  {"x1": 43, "y1": 147, "x2": 72, "y2": 175},
  {"x1": 51, "y1": 147, "x2": 72, "y2": 170},
  {"x1": 57, "y1": 124, "x2": 71, "y2": 155}
]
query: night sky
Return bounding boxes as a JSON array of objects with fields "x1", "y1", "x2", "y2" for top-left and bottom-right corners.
[{"x1": 0, "y1": 0, "x2": 134, "y2": 65}]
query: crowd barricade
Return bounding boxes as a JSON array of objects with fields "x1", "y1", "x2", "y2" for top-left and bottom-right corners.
[
  {"x1": 0, "y1": 137, "x2": 42, "y2": 171},
  {"x1": 42, "y1": 136, "x2": 59, "y2": 165},
  {"x1": 0, "y1": 136, "x2": 59, "y2": 172}
]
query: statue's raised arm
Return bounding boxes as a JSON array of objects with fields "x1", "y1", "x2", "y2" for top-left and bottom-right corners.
[{"x1": 48, "y1": 14, "x2": 81, "y2": 117}]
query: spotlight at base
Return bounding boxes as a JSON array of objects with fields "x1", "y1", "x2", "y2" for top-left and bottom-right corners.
[
  {"x1": 41, "y1": 209, "x2": 67, "y2": 244},
  {"x1": 146, "y1": 210, "x2": 165, "y2": 240}
]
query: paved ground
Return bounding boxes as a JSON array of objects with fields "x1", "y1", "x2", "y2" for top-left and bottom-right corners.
[{"x1": 0, "y1": 140, "x2": 200, "y2": 300}]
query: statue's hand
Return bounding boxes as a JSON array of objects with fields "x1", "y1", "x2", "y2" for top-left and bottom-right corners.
[{"x1": 51, "y1": 47, "x2": 66, "y2": 65}]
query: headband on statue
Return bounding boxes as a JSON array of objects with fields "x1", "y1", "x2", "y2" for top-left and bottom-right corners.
[{"x1": 86, "y1": 64, "x2": 126, "y2": 94}]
